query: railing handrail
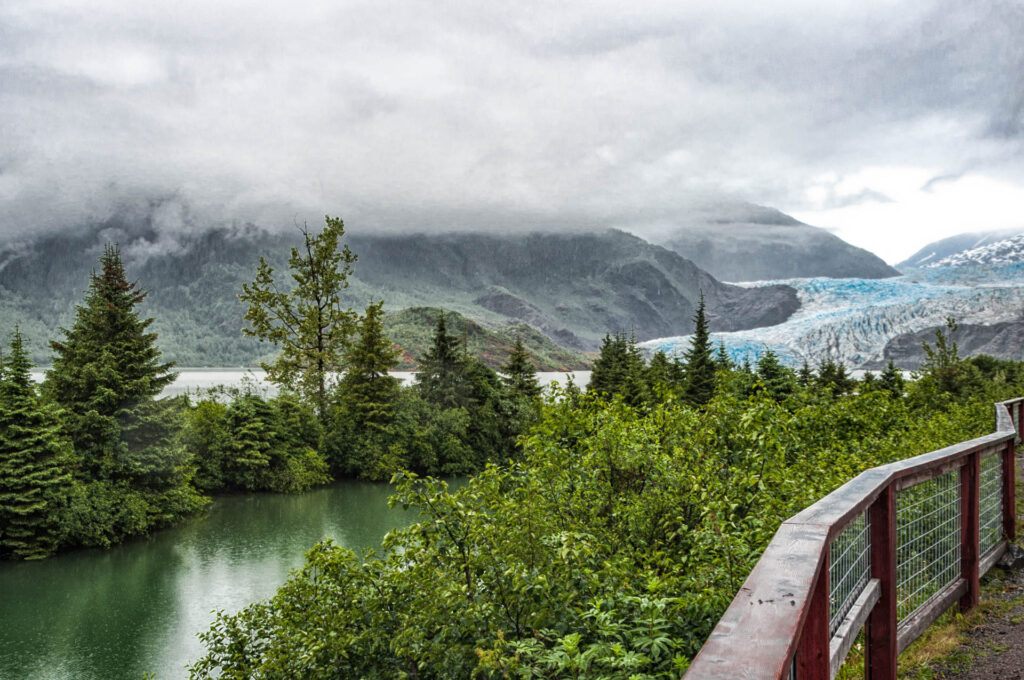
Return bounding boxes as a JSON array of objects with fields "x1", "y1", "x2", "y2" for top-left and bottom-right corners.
[{"x1": 683, "y1": 398, "x2": 1022, "y2": 680}]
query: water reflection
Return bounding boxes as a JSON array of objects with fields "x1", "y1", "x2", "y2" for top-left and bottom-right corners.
[{"x1": 0, "y1": 481, "x2": 414, "y2": 680}]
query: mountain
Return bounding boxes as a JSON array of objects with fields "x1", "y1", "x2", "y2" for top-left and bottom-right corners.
[
  {"x1": 383, "y1": 307, "x2": 591, "y2": 371},
  {"x1": 0, "y1": 214, "x2": 799, "y2": 366},
  {"x1": 639, "y1": 203, "x2": 900, "y2": 281},
  {"x1": 896, "y1": 229, "x2": 1022, "y2": 269},
  {"x1": 874, "y1": 320, "x2": 1024, "y2": 369},
  {"x1": 918, "y1": 233, "x2": 1024, "y2": 269}
]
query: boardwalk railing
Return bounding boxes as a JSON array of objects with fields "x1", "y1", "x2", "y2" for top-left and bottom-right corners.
[{"x1": 684, "y1": 398, "x2": 1021, "y2": 680}]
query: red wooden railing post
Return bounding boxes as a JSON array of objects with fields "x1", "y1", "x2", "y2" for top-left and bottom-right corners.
[
  {"x1": 1017, "y1": 401, "x2": 1023, "y2": 441},
  {"x1": 867, "y1": 485, "x2": 897, "y2": 680},
  {"x1": 960, "y1": 452, "x2": 980, "y2": 612},
  {"x1": 795, "y1": 552, "x2": 830, "y2": 680},
  {"x1": 1005, "y1": 439, "x2": 1017, "y2": 543}
]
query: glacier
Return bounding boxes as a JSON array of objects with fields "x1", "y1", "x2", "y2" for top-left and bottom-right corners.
[{"x1": 642, "y1": 265, "x2": 1024, "y2": 368}]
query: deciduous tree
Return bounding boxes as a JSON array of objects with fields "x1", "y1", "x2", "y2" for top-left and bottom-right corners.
[{"x1": 240, "y1": 216, "x2": 358, "y2": 418}]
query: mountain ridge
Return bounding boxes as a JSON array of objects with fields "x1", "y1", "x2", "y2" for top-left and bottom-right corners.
[{"x1": 0, "y1": 214, "x2": 799, "y2": 365}]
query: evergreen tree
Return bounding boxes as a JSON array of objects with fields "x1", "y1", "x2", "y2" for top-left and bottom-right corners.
[
  {"x1": 416, "y1": 312, "x2": 471, "y2": 408},
  {"x1": 0, "y1": 329, "x2": 72, "y2": 559},
  {"x1": 339, "y1": 301, "x2": 402, "y2": 428},
  {"x1": 755, "y1": 348, "x2": 794, "y2": 400},
  {"x1": 797, "y1": 360, "x2": 814, "y2": 387},
  {"x1": 645, "y1": 350, "x2": 675, "y2": 394},
  {"x1": 44, "y1": 244, "x2": 178, "y2": 483},
  {"x1": 501, "y1": 337, "x2": 541, "y2": 399},
  {"x1": 714, "y1": 342, "x2": 732, "y2": 371},
  {"x1": 681, "y1": 294, "x2": 716, "y2": 406},
  {"x1": 860, "y1": 371, "x2": 877, "y2": 391},
  {"x1": 588, "y1": 332, "x2": 647, "y2": 405},
  {"x1": 816, "y1": 359, "x2": 856, "y2": 396},
  {"x1": 240, "y1": 216, "x2": 358, "y2": 418},
  {"x1": 878, "y1": 360, "x2": 905, "y2": 398}
]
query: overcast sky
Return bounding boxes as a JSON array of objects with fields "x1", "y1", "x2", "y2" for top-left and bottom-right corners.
[{"x1": 1, "y1": 0, "x2": 1023, "y2": 263}]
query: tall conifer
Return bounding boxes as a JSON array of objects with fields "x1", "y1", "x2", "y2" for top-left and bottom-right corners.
[
  {"x1": 339, "y1": 301, "x2": 401, "y2": 429},
  {"x1": 682, "y1": 293, "x2": 716, "y2": 406},
  {"x1": 416, "y1": 312, "x2": 470, "y2": 408},
  {"x1": 501, "y1": 337, "x2": 541, "y2": 399},
  {"x1": 0, "y1": 329, "x2": 72, "y2": 559}
]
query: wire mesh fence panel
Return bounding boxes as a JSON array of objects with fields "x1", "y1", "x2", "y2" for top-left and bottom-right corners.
[
  {"x1": 979, "y1": 450, "x2": 1003, "y2": 557},
  {"x1": 829, "y1": 510, "x2": 871, "y2": 637},
  {"x1": 896, "y1": 469, "x2": 961, "y2": 622}
]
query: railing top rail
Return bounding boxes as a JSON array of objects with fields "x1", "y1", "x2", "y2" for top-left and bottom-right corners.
[{"x1": 684, "y1": 399, "x2": 1020, "y2": 680}]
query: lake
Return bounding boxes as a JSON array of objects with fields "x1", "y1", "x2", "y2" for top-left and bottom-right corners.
[
  {"x1": 28, "y1": 369, "x2": 593, "y2": 398},
  {"x1": 0, "y1": 481, "x2": 418, "y2": 680}
]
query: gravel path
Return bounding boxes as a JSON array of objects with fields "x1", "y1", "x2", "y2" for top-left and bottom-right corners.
[{"x1": 929, "y1": 453, "x2": 1024, "y2": 680}]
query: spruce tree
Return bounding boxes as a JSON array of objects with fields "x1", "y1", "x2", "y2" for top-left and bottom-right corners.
[
  {"x1": 879, "y1": 360, "x2": 905, "y2": 398},
  {"x1": 797, "y1": 360, "x2": 814, "y2": 387},
  {"x1": 501, "y1": 337, "x2": 540, "y2": 399},
  {"x1": 816, "y1": 359, "x2": 856, "y2": 396},
  {"x1": 416, "y1": 312, "x2": 470, "y2": 408},
  {"x1": 681, "y1": 293, "x2": 716, "y2": 406},
  {"x1": 44, "y1": 244, "x2": 178, "y2": 482},
  {"x1": 0, "y1": 329, "x2": 72, "y2": 559},
  {"x1": 714, "y1": 342, "x2": 732, "y2": 371},
  {"x1": 755, "y1": 348, "x2": 794, "y2": 400},
  {"x1": 339, "y1": 301, "x2": 402, "y2": 430}
]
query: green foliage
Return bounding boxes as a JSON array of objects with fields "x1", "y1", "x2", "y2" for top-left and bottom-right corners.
[
  {"x1": 913, "y1": 318, "x2": 984, "y2": 408},
  {"x1": 589, "y1": 332, "x2": 649, "y2": 406},
  {"x1": 39, "y1": 245, "x2": 203, "y2": 549},
  {"x1": 384, "y1": 307, "x2": 591, "y2": 372},
  {"x1": 754, "y1": 348, "x2": 795, "y2": 401},
  {"x1": 184, "y1": 390, "x2": 330, "y2": 493},
  {"x1": 878, "y1": 360, "x2": 906, "y2": 398},
  {"x1": 190, "y1": 378, "x2": 1007, "y2": 678},
  {"x1": 240, "y1": 216, "x2": 358, "y2": 417},
  {"x1": 817, "y1": 358, "x2": 857, "y2": 396},
  {"x1": 501, "y1": 337, "x2": 542, "y2": 399},
  {"x1": 0, "y1": 329, "x2": 73, "y2": 559},
  {"x1": 682, "y1": 293, "x2": 716, "y2": 406}
]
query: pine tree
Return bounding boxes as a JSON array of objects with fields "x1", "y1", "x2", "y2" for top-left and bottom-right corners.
[
  {"x1": 240, "y1": 216, "x2": 358, "y2": 418},
  {"x1": 416, "y1": 312, "x2": 471, "y2": 408},
  {"x1": 501, "y1": 337, "x2": 540, "y2": 399},
  {"x1": 682, "y1": 293, "x2": 716, "y2": 406},
  {"x1": 0, "y1": 329, "x2": 72, "y2": 559},
  {"x1": 44, "y1": 244, "x2": 178, "y2": 482}
]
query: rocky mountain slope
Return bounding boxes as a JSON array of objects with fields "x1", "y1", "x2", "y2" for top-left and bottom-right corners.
[
  {"x1": 0, "y1": 214, "x2": 799, "y2": 365},
  {"x1": 640, "y1": 203, "x2": 900, "y2": 281},
  {"x1": 920, "y1": 233, "x2": 1024, "y2": 269},
  {"x1": 875, "y1": 320, "x2": 1024, "y2": 369},
  {"x1": 896, "y1": 229, "x2": 1022, "y2": 269}
]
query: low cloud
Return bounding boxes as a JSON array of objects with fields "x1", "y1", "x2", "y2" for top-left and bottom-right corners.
[{"x1": 0, "y1": 0, "x2": 1023, "y2": 254}]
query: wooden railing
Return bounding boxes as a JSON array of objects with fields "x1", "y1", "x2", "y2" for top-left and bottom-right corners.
[{"x1": 684, "y1": 398, "x2": 1021, "y2": 680}]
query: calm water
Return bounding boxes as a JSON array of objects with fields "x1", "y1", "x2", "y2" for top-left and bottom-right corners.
[
  {"x1": 29, "y1": 369, "x2": 592, "y2": 398},
  {"x1": 0, "y1": 481, "x2": 417, "y2": 680}
]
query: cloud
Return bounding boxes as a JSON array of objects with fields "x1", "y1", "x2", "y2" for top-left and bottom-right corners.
[{"x1": 0, "y1": 0, "x2": 1023, "y2": 255}]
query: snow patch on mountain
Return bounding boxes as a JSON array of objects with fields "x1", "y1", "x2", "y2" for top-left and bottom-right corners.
[
  {"x1": 926, "y1": 233, "x2": 1024, "y2": 268},
  {"x1": 642, "y1": 268, "x2": 1024, "y2": 368}
]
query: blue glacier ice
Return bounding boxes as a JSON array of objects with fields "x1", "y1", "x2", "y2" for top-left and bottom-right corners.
[{"x1": 642, "y1": 267, "x2": 1024, "y2": 368}]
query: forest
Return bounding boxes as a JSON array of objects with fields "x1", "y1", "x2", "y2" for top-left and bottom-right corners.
[{"x1": 0, "y1": 217, "x2": 542, "y2": 559}]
